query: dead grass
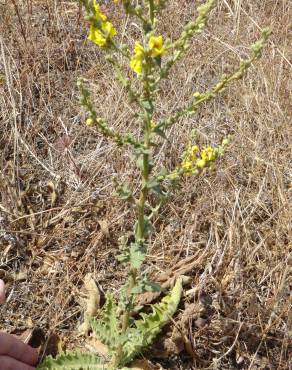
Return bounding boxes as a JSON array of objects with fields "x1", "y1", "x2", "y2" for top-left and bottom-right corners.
[{"x1": 0, "y1": 0, "x2": 291, "y2": 369}]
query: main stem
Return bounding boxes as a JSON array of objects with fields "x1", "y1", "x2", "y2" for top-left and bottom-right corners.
[{"x1": 111, "y1": 88, "x2": 152, "y2": 370}]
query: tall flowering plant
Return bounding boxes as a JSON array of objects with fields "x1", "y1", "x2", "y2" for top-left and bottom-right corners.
[{"x1": 38, "y1": 1, "x2": 270, "y2": 368}]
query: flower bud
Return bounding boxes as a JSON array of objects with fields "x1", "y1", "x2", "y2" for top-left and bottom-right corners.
[
  {"x1": 86, "y1": 117, "x2": 94, "y2": 126},
  {"x1": 196, "y1": 159, "x2": 206, "y2": 169}
]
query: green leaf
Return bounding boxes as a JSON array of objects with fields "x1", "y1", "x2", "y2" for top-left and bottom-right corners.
[
  {"x1": 136, "y1": 156, "x2": 144, "y2": 170},
  {"x1": 131, "y1": 276, "x2": 161, "y2": 294},
  {"x1": 115, "y1": 183, "x2": 133, "y2": 202},
  {"x1": 129, "y1": 242, "x2": 146, "y2": 269},
  {"x1": 146, "y1": 178, "x2": 164, "y2": 197},
  {"x1": 157, "y1": 166, "x2": 168, "y2": 178},
  {"x1": 36, "y1": 352, "x2": 106, "y2": 370},
  {"x1": 142, "y1": 281, "x2": 161, "y2": 293},
  {"x1": 143, "y1": 217, "x2": 153, "y2": 237},
  {"x1": 146, "y1": 178, "x2": 159, "y2": 189},
  {"x1": 90, "y1": 294, "x2": 120, "y2": 353},
  {"x1": 141, "y1": 100, "x2": 153, "y2": 113},
  {"x1": 153, "y1": 127, "x2": 167, "y2": 139},
  {"x1": 154, "y1": 56, "x2": 162, "y2": 68},
  {"x1": 121, "y1": 277, "x2": 183, "y2": 365},
  {"x1": 117, "y1": 236, "x2": 132, "y2": 264}
]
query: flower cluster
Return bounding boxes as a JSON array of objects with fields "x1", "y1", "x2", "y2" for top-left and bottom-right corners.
[
  {"x1": 181, "y1": 141, "x2": 227, "y2": 175},
  {"x1": 130, "y1": 36, "x2": 166, "y2": 75},
  {"x1": 88, "y1": 1, "x2": 117, "y2": 47},
  {"x1": 181, "y1": 144, "x2": 199, "y2": 171},
  {"x1": 196, "y1": 145, "x2": 216, "y2": 169}
]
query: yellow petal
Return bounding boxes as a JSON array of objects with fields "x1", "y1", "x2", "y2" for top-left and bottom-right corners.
[
  {"x1": 93, "y1": 1, "x2": 107, "y2": 21},
  {"x1": 88, "y1": 25, "x2": 107, "y2": 47},
  {"x1": 134, "y1": 42, "x2": 144, "y2": 56},
  {"x1": 149, "y1": 35, "x2": 165, "y2": 57},
  {"x1": 102, "y1": 21, "x2": 117, "y2": 37},
  {"x1": 130, "y1": 56, "x2": 143, "y2": 75}
]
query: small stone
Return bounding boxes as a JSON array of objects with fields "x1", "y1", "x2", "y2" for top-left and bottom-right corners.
[
  {"x1": 199, "y1": 290, "x2": 213, "y2": 306},
  {"x1": 195, "y1": 317, "x2": 209, "y2": 329}
]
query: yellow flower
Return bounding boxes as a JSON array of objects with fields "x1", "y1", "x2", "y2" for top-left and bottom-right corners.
[
  {"x1": 180, "y1": 143, "x2": 199, "y2": 173},
  {"x1": 134, "y1": 42, "x2": 144, "y2": 56},
  {"x1": 88, "y1": 21, "x2": 116, "y2": 47},
  {"x1": 86, "y1": 117, "x2": 94, "y2": 126},
  {"x1": 102, "y1": 21, "x2": 117, "y2": 38},
  {"x1": 148, "y1": 35, "x2": 165, "y2": 57},
  {"x1": 201, "y1": 146, "x2": 215, "y2": 162},
  {"x1": 130, "y1": 42, "x2": 145, "y2": 75},
  {"x1": 88, "y1": 25, "x2": 107, "y2": 47},
  {"x1": 93, "y1": 1, "x2": 107, "y2": 21},
  {"x1": 130, "y1": 57, "x2": 143, "y2": 75},
  {"x1": 190, "y1": 145, "x2": 199, "y2": 161},
  {"x1": 87, "y1": 1, "x2": 117, "y2": 48},
  {"x1": 196, "y1": 159, "x2": 206, "y2": 169},
  {"x1": 182, "y1": 159, "x2": 192, "y2": 171}
]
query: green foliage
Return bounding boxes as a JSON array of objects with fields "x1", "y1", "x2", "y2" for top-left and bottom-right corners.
[
  {"x1": 114, "y1": 182, "x2": 134, "y2": 203},
  {"x1": 90, "y1": 294, "x2": 120, "y2": 353},
  {"x1": 117, "y1": 239, "x2": 147, "y2": 269},
  {"x1": 131, "y1": 275, "x2": 161, "y2": 295},
  {"x1": 129, "y1": 241, "x2": 147, "y2": 269},
  {"x1": 91, "y1": 278, "x2": 183, "y2": 367},
  {"x1": 120, "y1": 277, "x2": 183, "y2": 365},
  {"x1": 36, "y1": 352, "x2": 105, "y2": 369},
  {"x1": 37, "y1": 279, "x2": 182, "y2": 369}
]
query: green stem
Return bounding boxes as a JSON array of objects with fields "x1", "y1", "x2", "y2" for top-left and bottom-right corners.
[
  {"x1": 111, "y1": 268, "x2": 137, "y2": 368},
  {"x1": 137, "y1": 120, "x2": 150, "y2": 239},
  {"x1": 111, "y1": 57, "x2": 153, "y2": 370},
  {"x1": 149, "y1": 0, "x2": 155, "y2": 26}
]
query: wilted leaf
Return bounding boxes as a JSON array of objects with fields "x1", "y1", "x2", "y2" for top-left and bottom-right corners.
[
  {"x1": 86, "y1": 336, "x2": 109, "y2": 357},
  {"x1": 129, "y1": 359, "x2": 160, "y2": 370},
  {"x1": 42, "y1": 333, "x2": 65, "y2": 358},
  {"x1": 0, "y1": 279, "x2": 5, "y2": 303},
  {"x1": 98, "y1": 219, "x2": 110, "y2": 237},
  {"x1": 13, "y1": 270, "x2": 28, "y2": 282},
  {"x1": 78, "y1": 274, "x2": 101, "y2": 335},
  {"x1": 47, "y1": 181, "x2": 58, "y2": 206}
]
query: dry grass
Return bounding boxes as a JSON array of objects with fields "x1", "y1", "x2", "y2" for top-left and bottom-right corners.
[{"x1": 0, "y1": 0, "x2": 291, "y2": 369}]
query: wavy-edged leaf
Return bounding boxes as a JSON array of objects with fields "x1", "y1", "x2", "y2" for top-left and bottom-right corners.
[
  {"x1": 121, "y1": 277, "x2": 183, "y2": 365},
  {"x1": 36, "y1": 352, "x2": 107, "y2": 369},
  {"x1": 129, "y1": 242, "x2": 147, "y2": 269},
  {"x1": 90, "y1": 294, "x2": 120, "y2": 352}
]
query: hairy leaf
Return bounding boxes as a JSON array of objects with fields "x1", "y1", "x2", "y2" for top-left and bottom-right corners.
[
  {"x1": 37, "y1": 352, "x2": 106, "y2": 370},
  {"x1": 129, "y1": 242, "x2": 147, "y2": 269},
  {"x1": 90, "y1": 294, "x2": 120, "y2": 353},
  {"x1": 121, "y1": 277, "x2": 183, "y2": 365},
  {"x1": 115, "y1": 183, "x2": 134, "y2": 202},
  {"x1": 131, "y1": 276, "x2": 161, "y2": 295}
]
